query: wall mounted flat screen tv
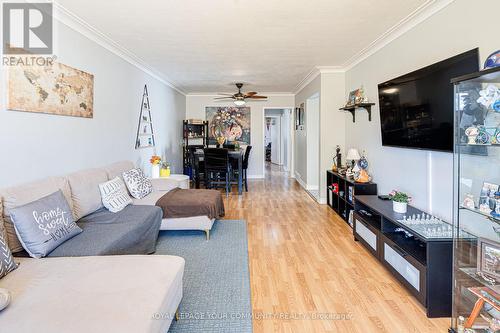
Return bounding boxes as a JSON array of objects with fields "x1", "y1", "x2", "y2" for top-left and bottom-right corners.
[{"x1": 378, "y1": 48, "x2": 479, "y2": 152}]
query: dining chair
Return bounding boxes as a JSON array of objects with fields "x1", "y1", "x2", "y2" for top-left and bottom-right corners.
[
  {"x1": 188, "y1": 145, "x2": 205, "y2": 187},
  {"x1": 204, "y1": 148, "x2": 231, "y2": 196},
  {"x1": 231, "y1": 145, "x2": 252, "y2": 192}
]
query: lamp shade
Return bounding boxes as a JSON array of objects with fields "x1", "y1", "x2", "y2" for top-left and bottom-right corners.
[
  {"x1": 234, "y1": 99, "x2": 246, "y2": 106},
  {"x1": 346, "y1": 148, "x2": 361, "y2": 160}
]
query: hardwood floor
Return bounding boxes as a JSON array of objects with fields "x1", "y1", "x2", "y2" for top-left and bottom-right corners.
[{"x1": 223, "y1": 164, "x2": 450, "y2": 333}]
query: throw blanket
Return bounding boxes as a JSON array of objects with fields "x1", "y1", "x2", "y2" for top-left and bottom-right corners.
[
  {"x1": 155, "y1": 188, "x2": 225, "y2": 219},
  {"x1": 47, "y1": 205, "x2": 162, "y2": 257}
]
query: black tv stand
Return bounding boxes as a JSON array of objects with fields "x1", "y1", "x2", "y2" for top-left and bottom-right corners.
[{"x1": 353, "y1": 195, "x2": 452, "y2": 318}]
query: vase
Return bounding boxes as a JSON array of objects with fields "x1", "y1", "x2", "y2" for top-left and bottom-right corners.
[
  {"x1": 151, "y1": 164, "x2": 160, "y2": 179},
  {"x1": 160, "y1": 167, "x2": 171, "y2": 178},
  {"x1": 393, "y1": 201, "x2": 407, "y2": 214}
]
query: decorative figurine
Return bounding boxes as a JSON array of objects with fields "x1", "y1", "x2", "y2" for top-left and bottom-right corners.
[
  {"x1": 476, "y1": 126, "x2": 491, "y2": 145},
  {"x1": 480, "y1": 203, "x2": 491, "y2": 214},
  {"x1": 463, "y1": 194, "x2": 476, "y2": 210},
  {"x1": 493, "y1": 100, "x2": 500, "y2": 112},
  {"x1": 332, "y1": 145, "x2": 342, "y2": 171},
  {"x1": 494, "y1": 191, "x2": 500, "y2": 219},
  {"x1": 354, "y1": 169, "x2": 371, "y2": 183},
  {"x1": 484, "y1": 50, "x2": 500, "y2": 69},
  {"x1": 477, "y1": 84, "x2": 500, "y2": 109},
  {"x1": 465, "y1": 126, "x2": 479, "y2": 144},
  {"x1": 358, "y1": 151, "x2": 369, "y2": 170},
  {"x1": 356, "y1": 86, "x2": 366, "y2": 104}
]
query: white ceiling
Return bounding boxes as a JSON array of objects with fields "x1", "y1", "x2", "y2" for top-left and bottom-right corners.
[{"x1": 56, "y1": 0, "x2": 429, "y2": 93}]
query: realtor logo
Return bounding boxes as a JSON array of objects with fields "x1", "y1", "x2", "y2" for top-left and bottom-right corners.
[{"x1": 3, "y1": 3, "x2": 53, "y2": 54}]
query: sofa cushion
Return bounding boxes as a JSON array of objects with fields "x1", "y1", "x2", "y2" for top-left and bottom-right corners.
[
  {"x1": 0, "y1": 227, "x2": 17, "y2": 279},
  {"x1": 47, "y1": 205, "x2": 162, "y2": 257},
  {"x1": 0, "y1": 177, "x2": 73, "y2": 253},
  {"x1": 123, "y1": 168, "x2": 153, "y2": 199},
  {"x1": 0, "y1": 198, "x2": 5, "y2": 248},
  {"x1": 99, "y1": 177, "x2": 132, "y2": 213},
  {"x1": 0, "y1": 255, "x2": 184, "y2": 333},
  {"x1": 103, "y1": 161, "x2": 135, "y2": 180},
  {"x1": 9, "y1": 190, "x2": 82, "y2": 258},
  {"x1": 67, "y1": 168, "x2": 108, "y2": 220}
]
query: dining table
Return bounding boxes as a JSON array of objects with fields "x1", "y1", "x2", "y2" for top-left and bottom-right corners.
[{"x1": 192, "y1": 149, "x2": 244, "y2": 195}]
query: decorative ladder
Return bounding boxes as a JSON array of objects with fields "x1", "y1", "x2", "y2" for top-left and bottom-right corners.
[{"x1": 135, "y1": 84, "x2": 155, "y2": 149}]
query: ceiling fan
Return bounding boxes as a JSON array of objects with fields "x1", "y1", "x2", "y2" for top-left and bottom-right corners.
[{"x1": 214, "y1": 83, "x2": 267, "y2": 106}]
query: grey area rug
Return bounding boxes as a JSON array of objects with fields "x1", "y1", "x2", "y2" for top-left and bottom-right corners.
[{"x1": 155, "y1": 220, "x2": 253, "y2": 333}]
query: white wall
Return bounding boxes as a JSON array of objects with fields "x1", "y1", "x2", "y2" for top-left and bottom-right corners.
[
  {"x1": 294, "y1": 75, "x2": 320, "y2": 185},
  {"x1": 306, "y1": 95, "x2": 319, "y2": 190},
  {"x1": 295, "y1": 72, "x2": 345, "y2": 200},
  {"x1": 185, "y1": 95, "x2": 295, "y2": 177},
  {"x1": 319, "y1": 73, "x2": 346, "y2": 201},
  {"x1": 345, "y1": 0, "x2": 500, "y2": 220},
  {"x1": 0, "y1": 16, "x2": 185, "y2": 188}
]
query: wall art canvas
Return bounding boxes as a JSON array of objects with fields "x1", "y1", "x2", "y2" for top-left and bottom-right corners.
[
  {"x1": 7, "y1": 62, "x2": 94, "y2": 118},
  {"x1": 205, "y1": 106, "x2": 251, "y2": 144}
]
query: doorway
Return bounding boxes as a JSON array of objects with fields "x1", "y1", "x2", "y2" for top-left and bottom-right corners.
[{"x1": 264, "y1": 108, "x2": 292, "y2": 176}]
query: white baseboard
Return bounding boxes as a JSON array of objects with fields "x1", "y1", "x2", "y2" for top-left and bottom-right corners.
[{"x1": 318, "y1": 197, "x2": 327, "y2": 205}]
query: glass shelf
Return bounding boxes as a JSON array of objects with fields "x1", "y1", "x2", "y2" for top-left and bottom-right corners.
[{"x1": 451, "y1": 67, "x2": 500, "y2": 332}]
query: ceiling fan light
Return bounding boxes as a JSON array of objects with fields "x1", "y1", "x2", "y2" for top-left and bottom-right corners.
[{"x1": 234, "y1": 100, "x2": 246, "y2": 106}]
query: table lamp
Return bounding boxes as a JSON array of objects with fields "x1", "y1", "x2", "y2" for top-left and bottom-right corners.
[{"x1": 346, "y1": 148, "x2": 361, "y2": 173}]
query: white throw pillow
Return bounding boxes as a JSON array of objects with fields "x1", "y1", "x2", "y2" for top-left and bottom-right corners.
[
  {"x1": 99, "y1": 177, "x2": 132, "y2": 213},
  {"x1": 0, "y1": 229, "x2": 17, "y2": 279},
  {"x1": 122, "y1": 168, "x2": 153, "y2": 199}
]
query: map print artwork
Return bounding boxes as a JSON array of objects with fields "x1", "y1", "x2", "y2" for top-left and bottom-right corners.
[{"x1": 8, "y1": 62, "x2": 94, "y2": 118}]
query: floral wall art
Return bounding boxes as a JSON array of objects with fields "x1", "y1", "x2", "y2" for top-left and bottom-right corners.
[{"x1": 205, "y1": 106, "x2": 251, "y2": 144}]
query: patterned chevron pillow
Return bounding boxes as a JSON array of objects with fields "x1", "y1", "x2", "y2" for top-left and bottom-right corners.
[
  {"x1": 122, "y1": 168, "x2": 153, "y2": 199},
  {"x1": 99, "y1": 177, "x2": 132, "y2": 213},
  {"x1": 0, "y1": 228, "x2": 17, "y2": 279}
]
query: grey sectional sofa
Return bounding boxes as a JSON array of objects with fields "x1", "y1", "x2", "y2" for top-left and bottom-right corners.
[{"x1": 0, "y1": 161, "x2": 186, "y2": 333}]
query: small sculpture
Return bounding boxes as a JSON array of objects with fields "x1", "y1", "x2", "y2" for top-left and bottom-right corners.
[
  {"x1": 465, "y1": 126, "x2": 479, "y2": 144},
  {"x1": 477, "y1": 84, "x2": 500, "y2": 108},
  {"x1": 480, "y1": 203, "x2": 491, "y2": 214},
  {"x1": 354, "y1": 169, "x2": 371, "y2": 183},
  {"x1": 332, "y1": 145, "x2": 342, "y2": 171},
  {"x1": 463, "y1": 194, "x2": 476, "y2": 210}
]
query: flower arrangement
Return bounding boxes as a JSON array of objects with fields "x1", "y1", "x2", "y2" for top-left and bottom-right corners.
[
  {"x1": 150, "y1": 155, "x2": 161, "y2": 165},
  {"x1": 389, "y1": 190, "x2": 411, "y2": 213},
  {"x1": 389, "y1": 190, "x2": 411, "y2": 203}
]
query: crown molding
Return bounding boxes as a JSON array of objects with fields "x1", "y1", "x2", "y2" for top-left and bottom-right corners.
[
  {"x1": 50, "y1": 2, "x2": 186, "y2": 95},
  {"x1": 293, "y1": 66, "x2": 344, "y2": 94},
  {"x1": 342, "y1": 0, "x2": 455, "y2": 70},
  {"x1": 294, "y1": 0, "x2": 455, "y2": 94}
]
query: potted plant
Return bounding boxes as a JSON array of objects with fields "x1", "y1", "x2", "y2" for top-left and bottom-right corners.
[
  {"x1": 389, "y1": 190, "x2": 411, "y2": 213},
  {"x1": 160, "y1": 161, "x2": 171, "y2": 178},
  {"x1": 150, "y1": 155, "x2": 161, "y2": 179}
]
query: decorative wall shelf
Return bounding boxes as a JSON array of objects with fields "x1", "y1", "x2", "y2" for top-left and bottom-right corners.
[
  {"x1": 339, "y1": 103, "x2": 375, "y2": 122},
  {"x1": 135, "y1": 85, "x2": 155, "y2": 149}
]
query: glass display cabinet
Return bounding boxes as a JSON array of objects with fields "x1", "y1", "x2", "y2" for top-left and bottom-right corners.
[{"x1": 451, "y1": 66, "x2": 500, "y2": 332}]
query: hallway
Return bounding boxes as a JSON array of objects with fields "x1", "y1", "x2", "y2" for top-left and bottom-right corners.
[{"x1": 224, "y1": 170, "x2": 449, "y2": 332}]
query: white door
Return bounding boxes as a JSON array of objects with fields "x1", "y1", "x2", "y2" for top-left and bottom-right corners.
[{"x1": 270, "y1": 117, "x2": 281, "y2": 164}]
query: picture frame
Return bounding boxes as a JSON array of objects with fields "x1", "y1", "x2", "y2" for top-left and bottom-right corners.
[
  {"x1": 477, "y1": 238, "x2": 500, "y2": 281},
  {"x1": 295, "y1": 104, "x2": 305, "y2": 130},
  {"x1": 347, "y1": 89, "x2": 359, "y2": 106},
  {"x1": 481, "y1": 182, "x2": 499, "y2": 198}
]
